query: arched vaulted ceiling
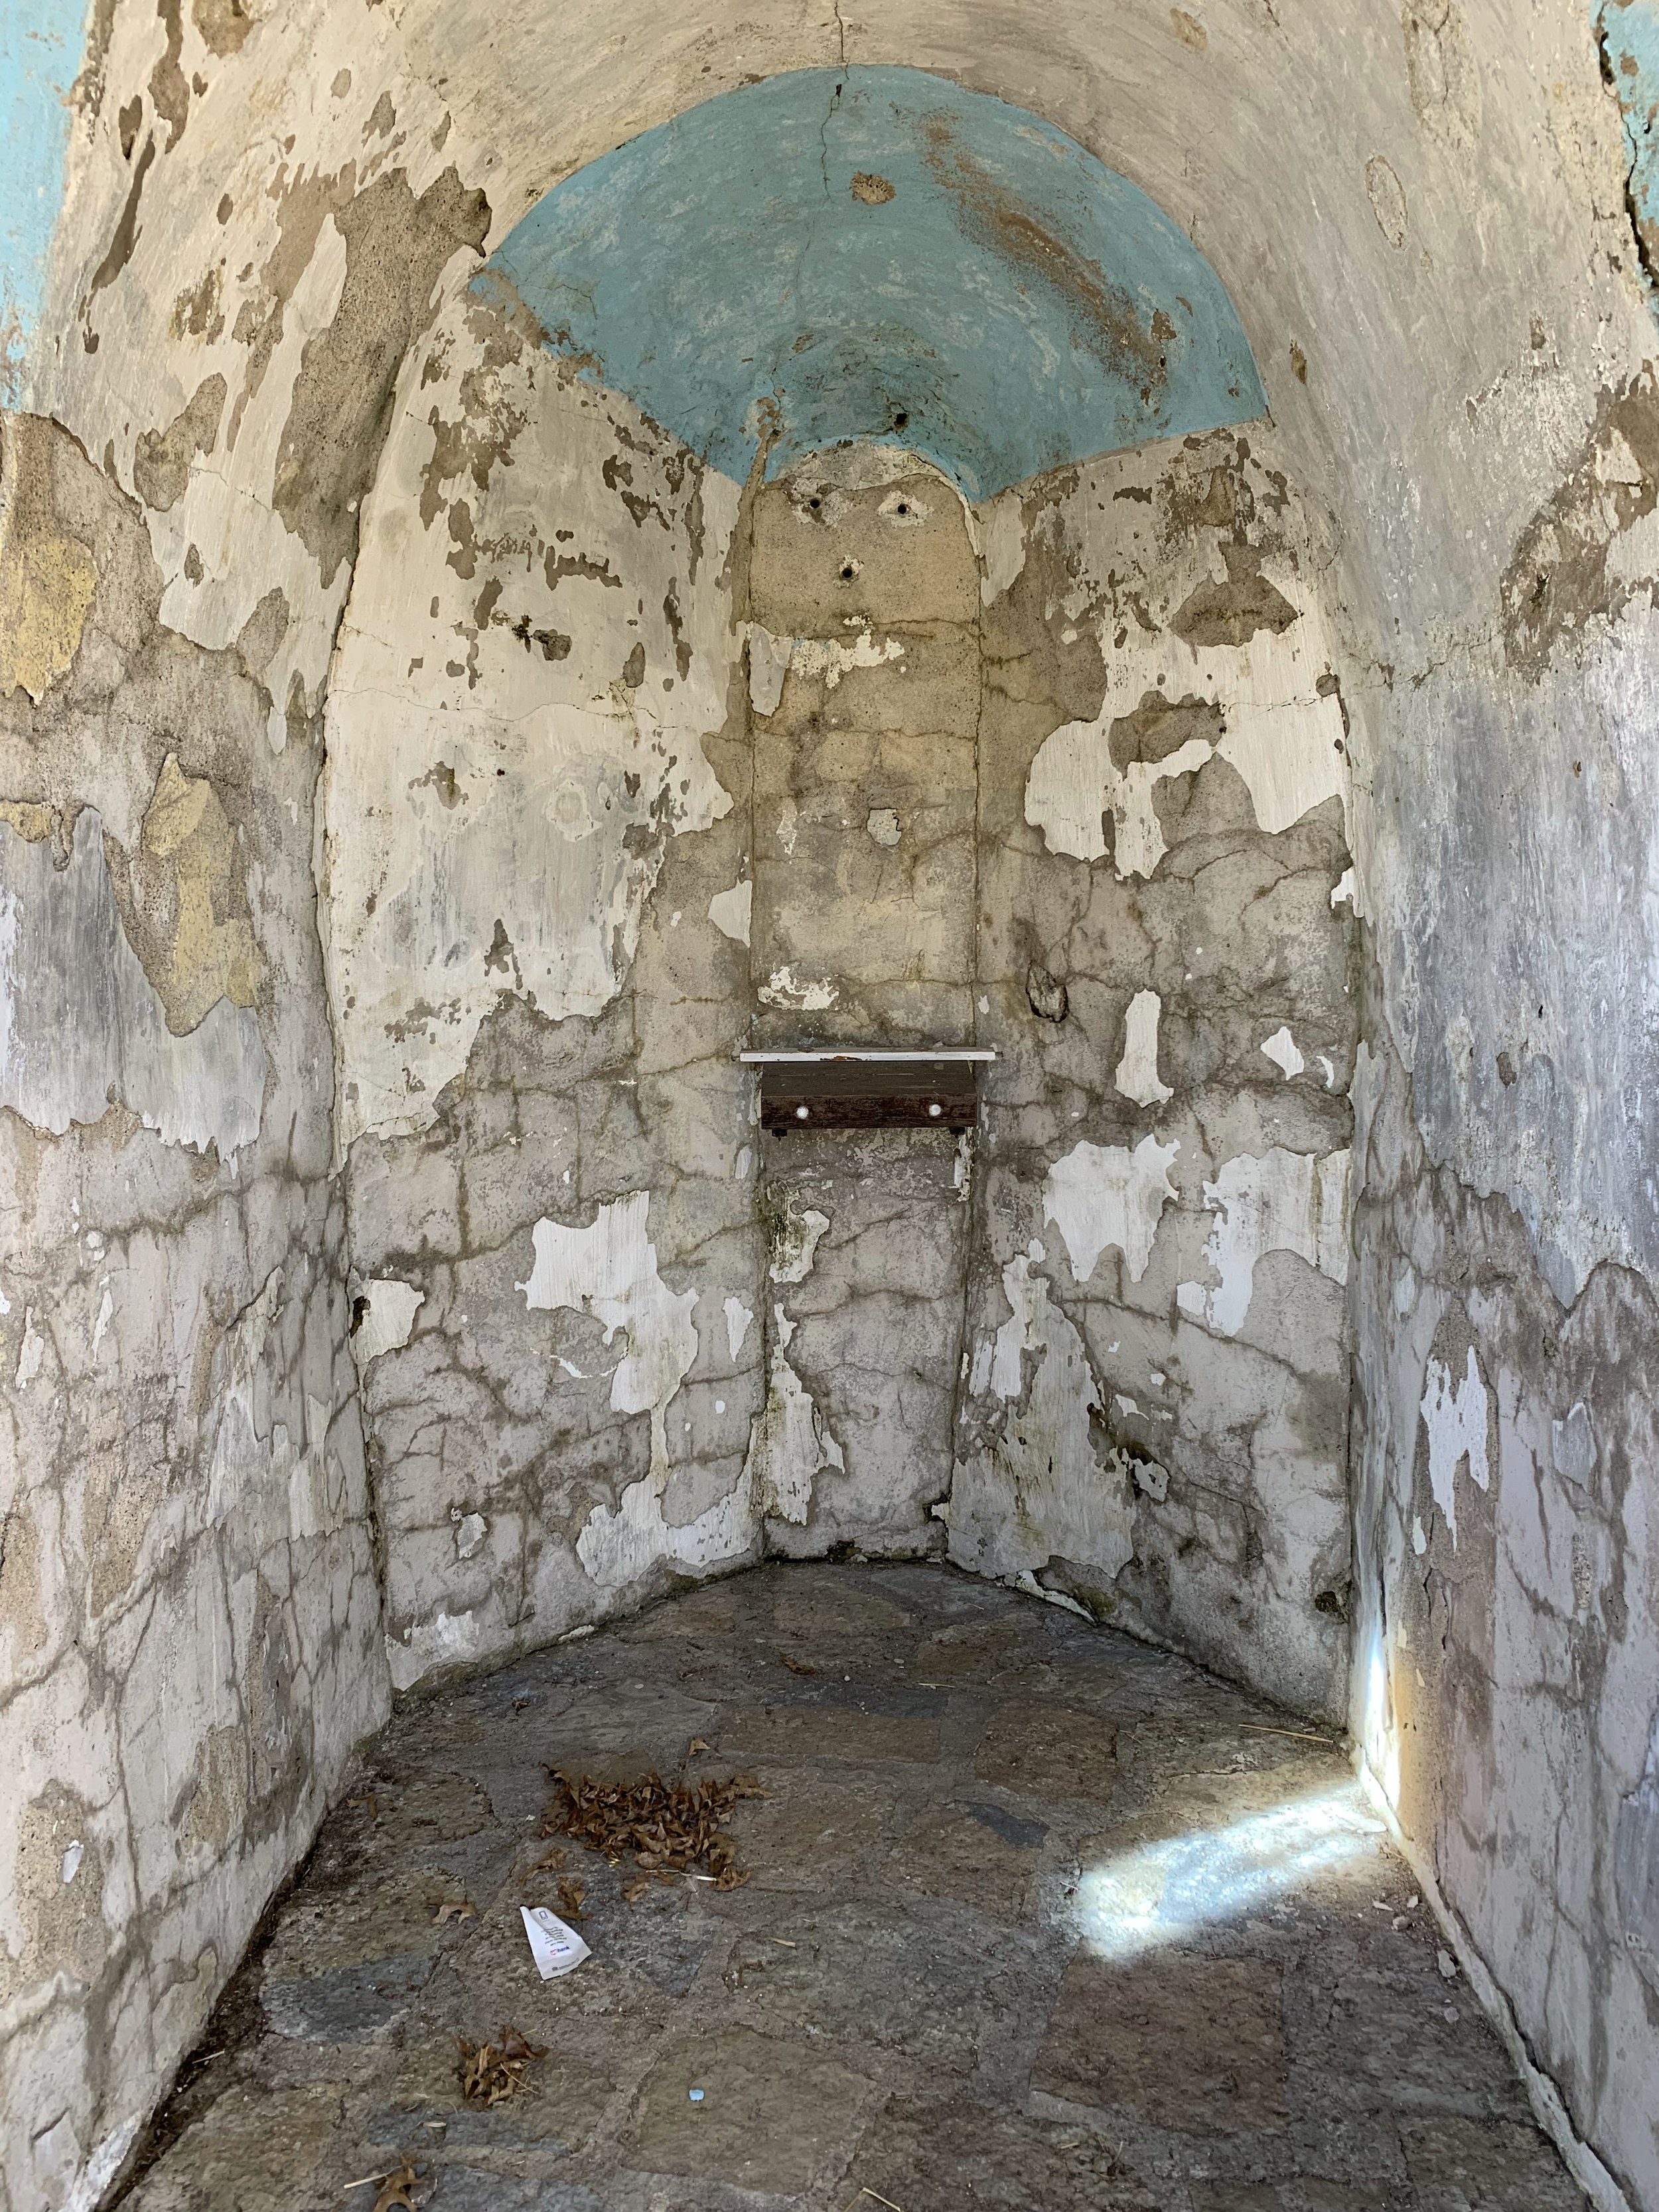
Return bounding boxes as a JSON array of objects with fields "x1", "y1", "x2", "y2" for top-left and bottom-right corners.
[{"x1": 482, "y1": 65, "x2": 1265, "y2": 496}]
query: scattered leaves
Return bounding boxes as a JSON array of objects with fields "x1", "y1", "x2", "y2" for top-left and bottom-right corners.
[
  {"x1": 543, "y1": 1767, "x2": 764, "y2": 1890},
  {"x1": 458, "y1": 2027, "x2": 549, "y2": 2105},
  {"x1": 779, "y1": 1652, "x2": 818, "y2": 1676},
  {"x1": 621, "y1": 1877, "x2": 653, "y2": 1903},
  {"x1": 432, "y1": 1899, "x2": 476, "y2": 1925},
  {"x1": 372, "y1": 2160, "x2": 426, "y2": 2211},
  {"x1": 524, "y1": 1843, "x2": 566, "y2": 1877},
  {"x1": 687, "y1": 1737, "x2": 711, "y2": 1755},
  {"x1": 348, "y1": 1792, "x2": 380, "y2": 1823},
  {"x1": 556, "y1": 1876, "x2": 587, "y2": 1921}
]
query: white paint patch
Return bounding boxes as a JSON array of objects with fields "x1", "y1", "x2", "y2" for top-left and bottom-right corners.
[
  {"x1": 388, "y1": 1606, "x2": 484, "y2": 1694},
  {"x1": 707, "y1": 879, "x2": 753, "y2": 945},
  {"x1": 1043, "y1": 1134, "x2": 1181, "y2": 1285},
  {"x1": 1421, "y1": 1347, "x2": 1490, "y2": 1549},
  {"x1": 752, "y1": 1325, "x2": 845, "y2": 1525},
  {"x1": 15, "y1": 1309, "x2": 45, "y2": 1388},
  {"x1": 770, "y1": 1206, "x2": 830, "y2": 1285},
  {"x1": 1024, "y1": 573, "x2": 1348, "y2": 877},
  {"x1": 1551, "y1": 1401, "x2": 1597, "y2": 1484},
  {"x1": 453, "y1": 1511, "x2": 487, "y2": 1560},
  {"x1": 747, "y1": 624, "x2": 794, "y2": 715},
  {"x1": 1331, "y1": 867, "x2": 1356, "y2": 907},
  {"x1": 352, "y1": 1278, "x2": 425, "y2": 1364},
  {"x1": 1115, "y1": 989, "x2": 1173, "y2": 1106},
  {"x1": 60, "y1": 1842, "x2": 84, "y2": 1885},
  {"x1": 942, "y1": 1255, "x2": 1136, "y2": 1588},
  {"x1": 788, "y1": 627, "x2": 904, "y2": 690},
  {"x1": 1177, "y1": 1147, "x2": 1351, "y2": 1337},
  {"x1": 205, "y1": 1273, "x2": 346, "y2": 1545},
  {"x1": 758, "y1": 965, "x2": 837, "y2": 1011},
  {"x1": 866, "y1": 807, "x2": 902, "y2": 846},
  {"x1": 988, "y1": 1250, "x2": 1043, "y2": 1400},
  {"x1": 878, "y1": 487, "x2": 930, "y2": 526},
  {"x1": 978, "y1": 495, "x2": 1029, "y2": 604},
  {"x1": 518, "y1": 1195, "x2": 697, "y2": 1449},
  {"x1": 1261, "y1": 1025, "x2": 1305, "y2": 1078},
  {"x1": 518, "y1": 1195, "x2": 757, "y2": 1589},
  {"x1": 724, "y1": 1295, "x2": 754, "y2": 1360},
  {"x1": 0, "y1": 810, "x2": 265, "y2": 1156},
  {"x1": 92, "y1": 1285, "x2": 113, "y2": 1353},
  {"x1": 324, "y1": 306, "x2": 739, "y2": 1156}
]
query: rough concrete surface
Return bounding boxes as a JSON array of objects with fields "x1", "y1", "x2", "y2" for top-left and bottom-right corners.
[{"x1": 115, "y1": 1564, "x2": 1586, "y2": 2212}]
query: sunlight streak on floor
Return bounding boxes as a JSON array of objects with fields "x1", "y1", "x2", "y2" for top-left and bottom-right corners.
[{"x1": 1075, "y1": 1785, "x2": 1386, "y2": 1960}]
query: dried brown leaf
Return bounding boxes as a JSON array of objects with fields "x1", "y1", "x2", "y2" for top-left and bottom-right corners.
[
  {"x1": 555, "y1": 1876, "x2": 587, "y2": 1921},
  {"x1": 541, "y1": 1767, "x2": 760, "y2": 1889},
  {"x1": 457, "y1": 2027, "x2": 547, "y2": 2106},
  {"x1": 779, "y1": 1652, "x2": 817, "y2": 1675},
  {"x1": 370, "y1": 2160, "x2": 424, "y2": 2212},
  {"x1": 432, "y1": 1899, "x2": 476, "y2": 1925},
  {"x1": 621, "y1": 1877, "x2": 652, "y2": 1903}
]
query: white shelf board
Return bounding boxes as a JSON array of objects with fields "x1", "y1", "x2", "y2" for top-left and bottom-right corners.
[{"x1": 739, "y1": 1048, "x2": 996, "y2": 1063}]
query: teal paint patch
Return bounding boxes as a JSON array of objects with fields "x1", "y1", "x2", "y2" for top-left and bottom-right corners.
[
  {"x1": 480, "y1": 67, "x2": 1265, "y2": 498},
  {"x1": 1, "y1": 0, "x2": 87, "y2": 387},
  {"x1": 1598, "y1": 0, "x2": 1659, "y2": 301}
]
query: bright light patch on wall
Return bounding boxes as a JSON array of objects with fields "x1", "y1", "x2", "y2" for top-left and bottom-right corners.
[{"x1": 1075, "y1": 1787, "x2": 1384, "y2": 1961}]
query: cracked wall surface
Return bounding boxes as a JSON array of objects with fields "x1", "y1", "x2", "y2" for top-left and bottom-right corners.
[
  {"x1": 0, "y1": 413, "x2": 386, "y2": 2209},
  {"x1": 334, "y1": 407, "x2": 1358, "y2": 1724},
  {"x1": 747, "y1": 448, "x2": 983, "y2": 1560},
  {"x1": 951, "y1": 429, "x2": 1358, "y2": 1722},
  {"x1": 327, "y1": 281, "x2": 763, "y2": 1690},
  {"x1": 3, "y1": 1, "x2": 1658, "y2": 2207}
]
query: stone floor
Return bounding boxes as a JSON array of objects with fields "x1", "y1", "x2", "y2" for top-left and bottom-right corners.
[{"x1": 118, "y1": 1564, "x2": 1587, "y2": 2212}]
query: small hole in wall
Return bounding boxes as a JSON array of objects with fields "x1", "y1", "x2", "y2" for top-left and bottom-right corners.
[
  {"x1": 840, "y1": 564, "x2": 855, "y2": 580},
  {"x1": 895, "y1": 502, "x2": 909, "y2": 515},
  {"x1": 894, "y1": 410, "x2": 908, "y2": 427},
  {"x1": 809, "y1": 496, "x2": 822, "y2": 509}
]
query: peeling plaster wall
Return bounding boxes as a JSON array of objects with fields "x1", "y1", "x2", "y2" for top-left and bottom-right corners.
[
  {"x1": 336, "y1": 402, "x2": 1361, "y2": 1711},
  {"x1": 745, "y1": 449, "x2": 982, "y2": 1557},
  {"x1": 0, "y1": 415, "x2": 384, "y2": 2208},
  {"x1": 6, "y1": 0, "x2": 1659, "y2": 2204},
  {"x1": 947, "y1": 429, "x2": 1359, "y2": 1721},
  {"x1": 328, "y1": 283, "x2": 764, "y2": 1691}
]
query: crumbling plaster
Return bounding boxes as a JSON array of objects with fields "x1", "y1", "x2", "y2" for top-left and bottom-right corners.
[
  {"x1": 0, "y1": 412, "x2": 384, "y2": 2211},
  {"x1": 0, "y1": 1, "x2": 1655, "y2": 2207}
]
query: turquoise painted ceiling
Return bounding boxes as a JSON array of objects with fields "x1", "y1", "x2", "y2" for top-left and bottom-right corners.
[{"x1": 480, "y1": 66, "x2": 1267, "y2": 499}]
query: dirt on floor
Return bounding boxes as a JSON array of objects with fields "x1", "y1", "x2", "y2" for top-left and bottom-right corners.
[{"x1": 113, "y1": 1564, "x2": 1586, "y2": 2211}]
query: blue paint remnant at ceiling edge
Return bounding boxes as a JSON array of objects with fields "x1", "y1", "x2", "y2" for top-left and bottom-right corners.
[
  {"x1": 1595, "y1": 0, "x2": 1659, "y2": 314},
  {"x1": 480, "y1": 66, "x2": 1267, "y2": 501},
  {"x1": 1, "y1": 0, "x2": 90, "y2": 392}
]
